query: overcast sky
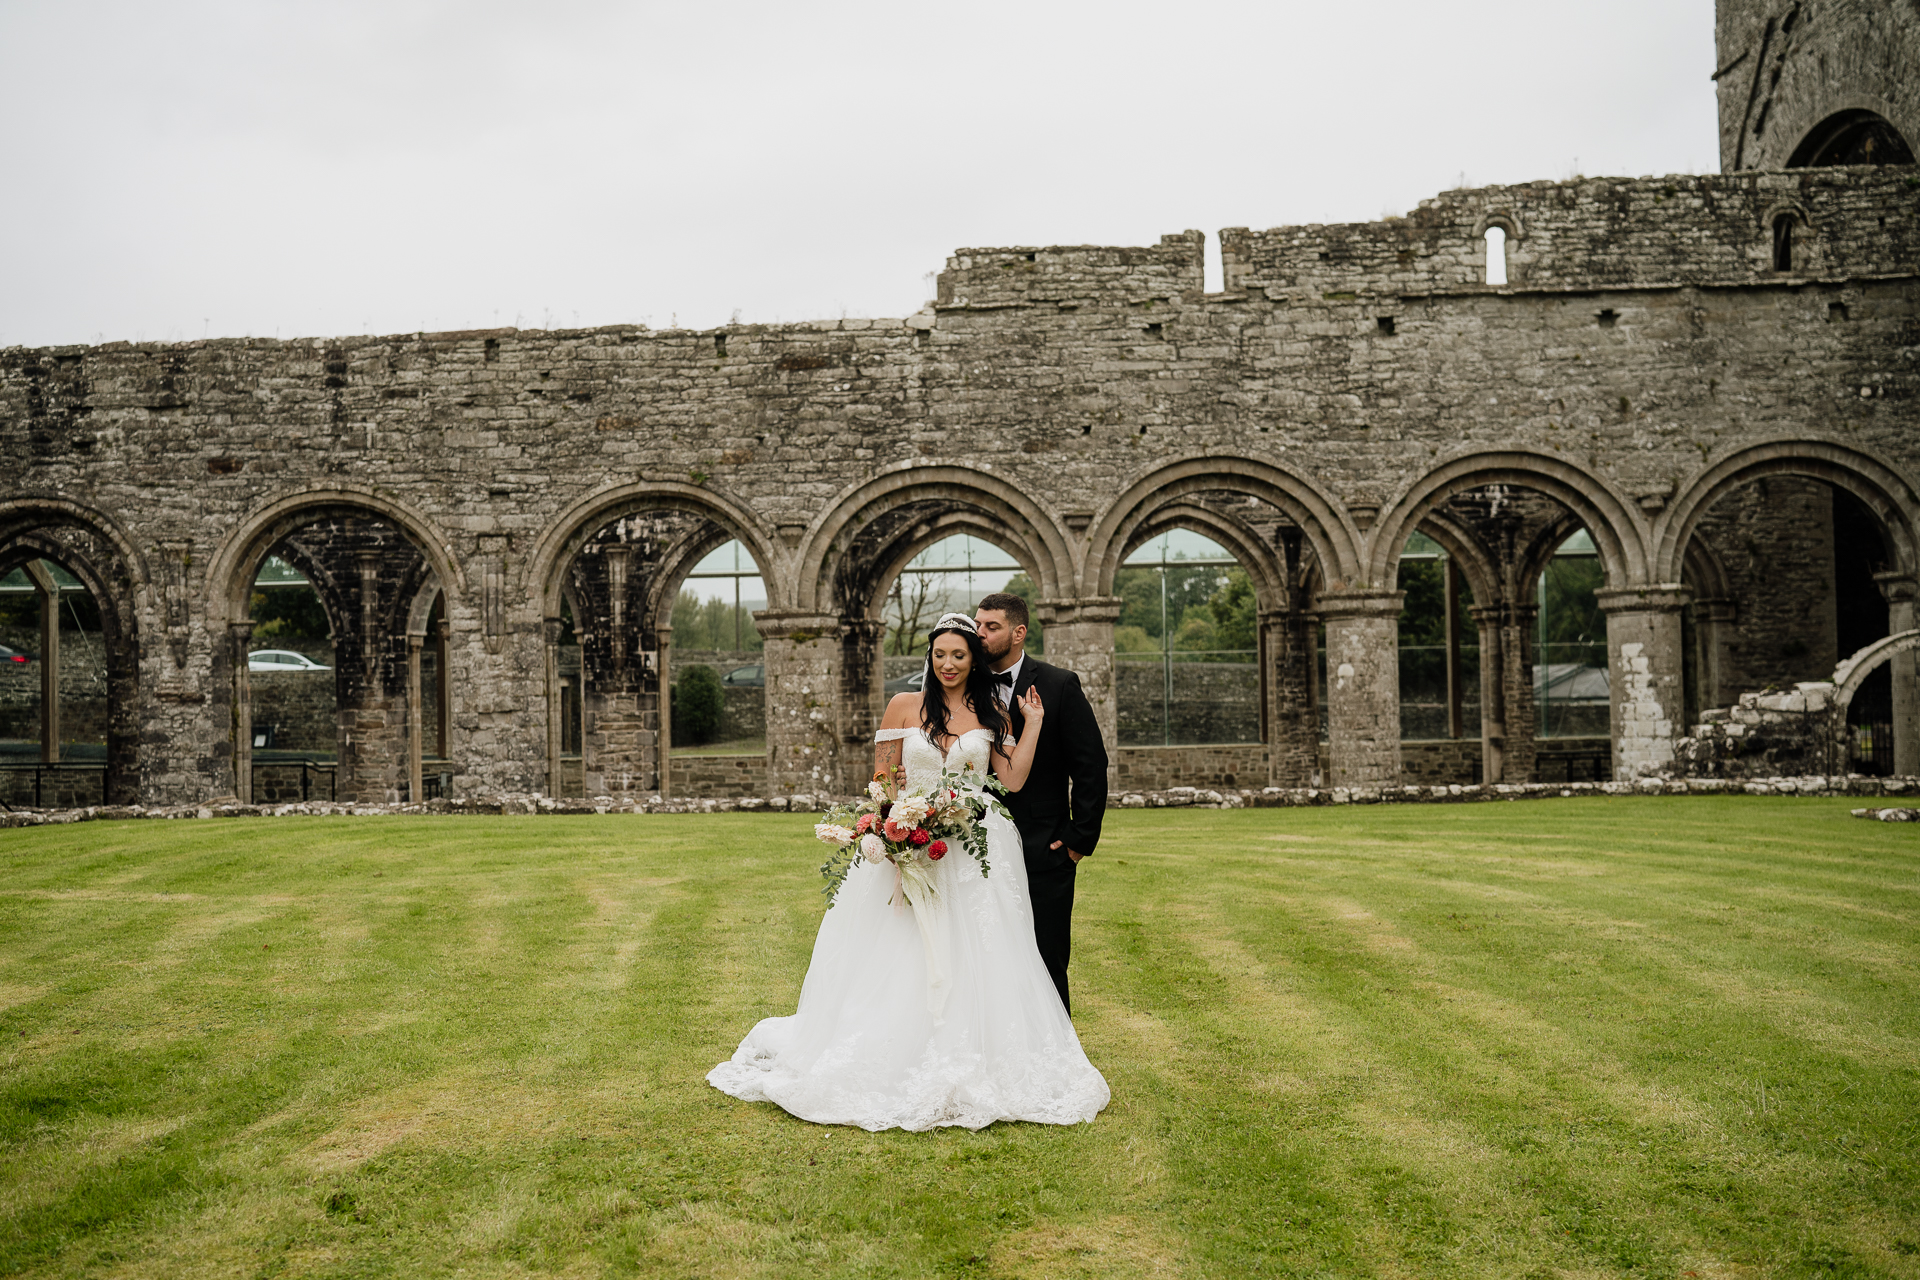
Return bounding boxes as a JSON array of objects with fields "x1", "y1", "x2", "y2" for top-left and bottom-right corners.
[{"x1": 0, "y1": 1, "x2": 1719, "y2": 349}]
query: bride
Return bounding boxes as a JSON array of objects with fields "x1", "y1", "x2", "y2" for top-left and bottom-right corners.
[{"x1": 707, "y1": 613, "x2": 1110, "y2": 1131}]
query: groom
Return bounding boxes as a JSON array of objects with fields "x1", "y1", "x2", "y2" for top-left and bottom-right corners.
[{"x1": 974, "y1": 592, "x2": 1108, "y2": 1014}]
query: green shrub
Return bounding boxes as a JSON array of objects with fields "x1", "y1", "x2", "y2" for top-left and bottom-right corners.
[{"x1": 674, "y1": 664, "x2": 725, "y2": 744}]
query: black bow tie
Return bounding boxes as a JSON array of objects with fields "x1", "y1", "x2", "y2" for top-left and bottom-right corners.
[{"x1": 991, "y1": 671, "x2": 1015, "y2": 687}]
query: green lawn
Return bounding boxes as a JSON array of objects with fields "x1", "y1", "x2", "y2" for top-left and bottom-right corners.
[{"x1": 1, "y1": 800, "x2": 1915, "y2": 1278}]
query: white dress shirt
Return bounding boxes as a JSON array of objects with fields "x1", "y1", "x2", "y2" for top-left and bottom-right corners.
[{"x1": 993, "y1": 653, "x2": 1025, "y2": 706}]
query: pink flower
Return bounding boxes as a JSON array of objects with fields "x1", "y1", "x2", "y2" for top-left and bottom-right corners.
[
  {"x1": 927, "y1": 840, "x2": 948, "y2": 860},
  {"x1": 883, "y1": 818, "x2": 910, "y2": 842},
  {"x1": 860, "y1": 833, "x2": 887, "y2": 863},
  {"x1": 908, "y1": 828, "x2": 931, "y2": 847},
  {"x1": 854, "y1": 813, "x2": 875, "y2": 834}
]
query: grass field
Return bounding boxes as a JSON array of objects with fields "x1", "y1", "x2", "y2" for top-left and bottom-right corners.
[{"x1": 1, "y1": 799, "x2": 1916, "y2": 1279}]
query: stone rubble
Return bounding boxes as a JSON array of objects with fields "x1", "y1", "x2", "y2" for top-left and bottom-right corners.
[{"x1": 4, "y1": 776, "x2": 1913, "y2": 828}]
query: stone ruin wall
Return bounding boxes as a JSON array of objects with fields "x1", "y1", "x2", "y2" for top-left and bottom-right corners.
[{"x1": 1, "y1": 165, "x2": 1916, "y2": 805}]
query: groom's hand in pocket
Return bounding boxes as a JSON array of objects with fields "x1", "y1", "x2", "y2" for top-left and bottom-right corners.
[{"x1": 1049, "y1": 840, "x2": 1085, "y2": 864}]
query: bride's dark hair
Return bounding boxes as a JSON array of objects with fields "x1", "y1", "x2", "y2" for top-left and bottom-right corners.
[{"x1": 920, "y1": 622, "x2": 1010, "y2": 749}]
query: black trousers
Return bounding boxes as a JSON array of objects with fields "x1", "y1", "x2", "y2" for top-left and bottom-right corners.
[{"x1": 1020, "y1": 827, "x2": 1079, "y2": 1015}]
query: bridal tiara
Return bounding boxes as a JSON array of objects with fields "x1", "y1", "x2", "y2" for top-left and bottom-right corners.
[{"x1": 931, "y1": 612, "x2": 979, "y2": 634}]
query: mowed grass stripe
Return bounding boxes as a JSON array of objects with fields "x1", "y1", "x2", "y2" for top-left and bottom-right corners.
[{"x1": 0, "y1": 799, "x2": 1915, "y2": 1278}]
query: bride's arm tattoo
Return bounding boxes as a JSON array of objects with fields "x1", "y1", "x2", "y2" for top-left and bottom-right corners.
[{"x1": 874, "y1": 737, "x2": 902, "y2": 780}]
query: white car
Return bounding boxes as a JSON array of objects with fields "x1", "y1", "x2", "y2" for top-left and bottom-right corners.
[{"x1": 248, "y1": 649, "x2": 331, "y2": 672}]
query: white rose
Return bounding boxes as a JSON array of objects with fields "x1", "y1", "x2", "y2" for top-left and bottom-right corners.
[
  {"x1": 814, "y1": 822, "x2": 855, "y2": 847},
  {"x1": 860, "y1": 833, "x2": 888, "y2": 863},
  {"x1": 867, "y1": 781, "x2": 888, "y2": 803}
]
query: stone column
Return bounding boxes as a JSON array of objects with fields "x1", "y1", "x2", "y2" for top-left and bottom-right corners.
[
  {"x1": 1471, "y1": 605, "x2": 1506, "y2": 784},
  {"x1": 228, "y1": 619, "x2": 254, "y2": 802},
  {"x1": 656, "y1": 624, "x2": 673, "y2": 798},
  {"x1": 839, "y1": 616, "x2": 886, "y2": 794},
  {"x1": 1502, "y1": 602, "x2": 1539, "y2": 782},
  {"x1": 1317, "y1": 590, "x2": 1404, "y2": 788},
  {"x1": 1260, "y1": 607, "x2": 1317, "y2": 786},
  {"x1": 1873, "y1": 572, "x2": 1917, "y2": 776},
  {"x1": 543, "y1": 617, "x2": 564, "y2": 797},
  {"x1": 1595, "y1": 586, "x2": 1690, "y2": 779},
  {"x1": 407, "y1": 633, "x2": 424, "y2": 803},
  {"x1": 1035, "y1": 597, "x2": 1122, "y2": 774},
  {"x1": 756, "y1": 611, "x2": 845, "y2": 798}
]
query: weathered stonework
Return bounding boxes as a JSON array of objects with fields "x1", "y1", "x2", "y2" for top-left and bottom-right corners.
[{"x1": 1, "y1": 10, "x2": 1915, "y2": 805}]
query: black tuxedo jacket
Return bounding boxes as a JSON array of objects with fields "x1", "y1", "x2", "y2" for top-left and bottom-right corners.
[{"x1": 998, "y1": 657, "x2": 1109, "y2": 860}]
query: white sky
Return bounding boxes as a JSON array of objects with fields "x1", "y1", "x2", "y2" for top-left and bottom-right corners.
[{"x1": 0, "y1": 1, "x2": 1718, "y2": 349}]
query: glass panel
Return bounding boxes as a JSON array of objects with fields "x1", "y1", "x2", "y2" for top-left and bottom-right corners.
[
  {"x1": 1396, "y1": 547, "x2": 1480, "y2": 740},
  {"x1": 1536, "y1": 547, "x2": 1609, "y2": 739},
  {"x1": 673, "y1": 541, "x2": 768, "y2": 755},
  {"x1": 1114, "y1": 530, "x2": 1258, "y2": 745},
  {"x1": 252, "y1": 555, "x2": 309, "y2": 586},
  {"x1": 1122, "y1": 529, "x2": 1236, "y2": 565}
]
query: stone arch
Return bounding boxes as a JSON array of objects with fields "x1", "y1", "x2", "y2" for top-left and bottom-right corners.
[
  {"x1": 1832, "y1": 630, "x2": 1920, "y2": 712},
  {"x1": 207, "y1": 487, "x2": 463, "y2": 805},
  {"x1": 0, "y1": 498, "x2": 148, "y2": 804},
  {"x1": 1681, "y1": 532, "x2": 1733, "y2": 603},
  {"x1": 1369, "y1": 452, "x2": 1647, "y2": 588},
  {"x1": 206, "y1": 485, "x2": 464, "y2": 626},
  {"x1": 525, "y1": 482, "x2": 777, "y2": 801},
  {"x1": 1088, "y1": 455, "x2": 1362, "y2": 599},
  {"x1": 1406, "y1": 510, "x2": 1502, "y2": 611},
  {"x1": 1119, "y1": 502, "x2": 1288, "y2": 612},
  {"x1": 1828, "y1": 629, "x2": 1920, "y2": 777},
  {"x1": 866, "y1": 510, "x2": 1048, "y2": 626},
  {"x1": 1655, "y1": 439, "x2": 1920, "y2": 585},
  {"x1": 1514, "y1": 511, "x2": 1593, "y2": 600},
  {"x1": 1787, "y1": 104, "x2": 1917, "y2": 168},
  {"x1": 795, "y1": 465, "x2": 1071, "y2": 617},
  {"x1": 528, "y1": 480, "x2": 779, "y2": 619}
]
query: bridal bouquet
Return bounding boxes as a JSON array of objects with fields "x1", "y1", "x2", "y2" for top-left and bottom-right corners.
[{"x1": 814, "y1": 765, "x2": 1009, "y2": 901}]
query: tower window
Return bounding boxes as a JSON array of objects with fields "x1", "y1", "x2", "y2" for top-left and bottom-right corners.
[
  {"x1": 1484, "y1": 227, "x2": 1508, "y2": 286},
  {"x1": 1773, "y1": 214, "x2": 1796, "y2": 272}
]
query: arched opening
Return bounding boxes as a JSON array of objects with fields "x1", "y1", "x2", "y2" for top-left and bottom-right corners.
[
  {"x1": 1787, "y1": 109, "x2": 1916, "y2": 168},
  {"x1": 0, "y1": 559, "x2": 108, "y2": 806},
  {"x1": 1684, "y1": 475, "x2": 1900, "y2": 774},
  {"x1": 802, "y1": 472, "x2": 1064, "y2": 795},
  {"x1": 224, "y1": 511, "x2": 440, "y2": 805},
  {"x1": 1772, "y1": 213, "x2": 1798, "y2": 272},
  {"x1": 0, "y1": 505, "x2": 143, "y2": 807},
  {"x1": 1115, "y1": 528, "x2": 1258, "y2": 749},
  {"x1": 668, "y1": 538, "x2": 767, "y2": 763},
  {"x1": 1374, "y1": 469, "x2": 1643, "y2": 785},
  {"x1": 1091, "y1": 467, "x2": 1346, "y2": 788},
  {"x1": 1484, "y1": 226, "x2": 1509, "y2": 286},
  {"x1": 549, "y1": 507, "x2": 771, "y2": 800}
]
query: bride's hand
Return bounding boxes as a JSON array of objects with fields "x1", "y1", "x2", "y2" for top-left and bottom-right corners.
[{"x1": 1017, "y1": 686, "x2": 1044, "y2": 727}]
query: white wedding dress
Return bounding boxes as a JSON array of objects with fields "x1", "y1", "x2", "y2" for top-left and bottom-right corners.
[{"x1": 707, "y1": 727, "x2": 1110, "y2": 1131}]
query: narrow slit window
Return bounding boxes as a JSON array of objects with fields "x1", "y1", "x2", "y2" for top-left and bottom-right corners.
[
  {"x1": 1773, "y1": 215, "x2": 1796, "y2": 272},
  {"x1": 1484, "y1": 227, "x2": 1508, "y2": 286}
]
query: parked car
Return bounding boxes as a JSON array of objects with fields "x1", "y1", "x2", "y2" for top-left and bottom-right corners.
[
  {"x1": 248, "y1": 649, "x2": 332, "y2": 672},
  {"x1": 721, "y1": 663, "x2": 764, "y2": 687},
  {"x1": 882, "y1": 667, "x2": 926, "y2": 695},
  {"x1": 0, "y1": 644, "x2": 32, "y2": 667}
]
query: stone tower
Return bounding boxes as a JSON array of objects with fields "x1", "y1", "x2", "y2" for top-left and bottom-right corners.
[{"x1": 1714, "y1": 0, "x2": 1919, "y2": 170}]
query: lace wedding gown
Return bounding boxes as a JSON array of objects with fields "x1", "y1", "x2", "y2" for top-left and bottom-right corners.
[{"x1": 707, "y1": 727, "x2": 1110, "y2": 1131}]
